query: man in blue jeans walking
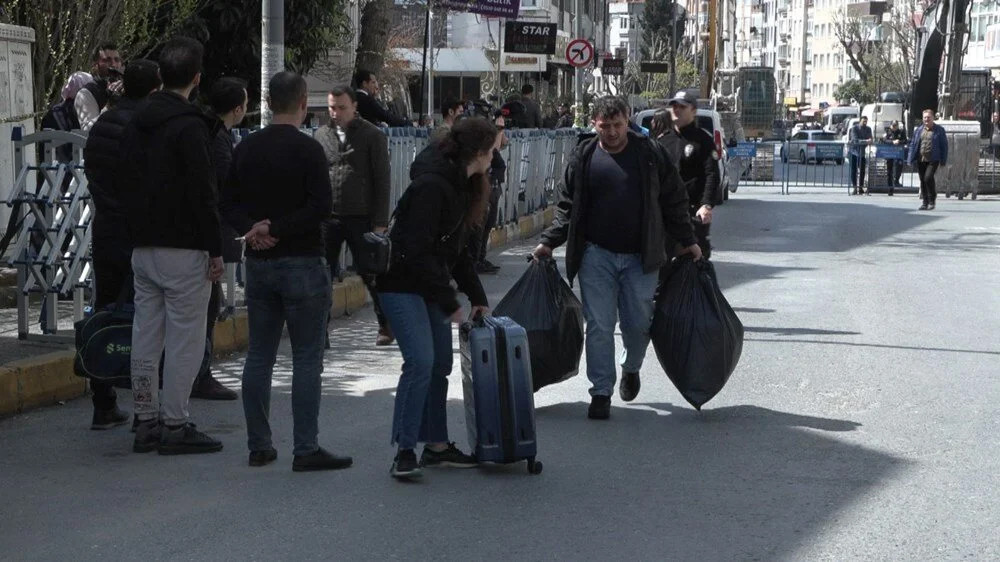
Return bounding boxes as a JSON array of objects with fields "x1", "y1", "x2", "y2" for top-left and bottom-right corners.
[
  {"x1": 534, "y1": 96, "x2": 701, "y2": 420},
  {"x1": 221, "y1": 71, "x2": 352, "y2": 471}
]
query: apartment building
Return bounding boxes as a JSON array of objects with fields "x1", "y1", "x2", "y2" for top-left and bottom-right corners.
[
  {"x1": 735, "y1": 0, "x2": 882, "y2": 111},
  {"x1": 609, "y1": 0, "x2": 644, "y2": 62}
]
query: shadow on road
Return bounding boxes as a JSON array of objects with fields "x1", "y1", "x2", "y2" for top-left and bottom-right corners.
[{"x1": 718, "y1": 198, "x2": 939, "y2": 254}]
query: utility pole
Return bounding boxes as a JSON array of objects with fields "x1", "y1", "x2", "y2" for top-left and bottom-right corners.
[
  {"x1": 704, "y1": 0, "x2": 717, "y2": 98},
  {"x1": 574, "y1": 0, "x2": 583, "y2": 125},
  {"x1": 427, "y1": 3, "x2": 436, "y2": 121},
  {"x1": 260, "y1": 0, "x2": 284, "y2": 126}
]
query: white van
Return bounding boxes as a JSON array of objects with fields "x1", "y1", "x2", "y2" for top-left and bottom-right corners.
[{"x1": 824, "y1": 106, "x2": 860, "y2": 135}]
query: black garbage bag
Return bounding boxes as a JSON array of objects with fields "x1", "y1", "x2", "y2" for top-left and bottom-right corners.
[
  {"x1": 651, "y1": 257, "x2": 744, "y2": 409},
  {"x1": 494, "y1": 257, "x2": 584, "y2": 391}
]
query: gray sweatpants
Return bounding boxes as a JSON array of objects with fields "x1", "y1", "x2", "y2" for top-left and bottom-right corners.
[{"x1": 130, "y1": 247, "x2": 211, "y2": 425}]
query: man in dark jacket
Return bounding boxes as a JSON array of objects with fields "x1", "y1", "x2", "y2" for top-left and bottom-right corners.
[
  {"x1": 908, "y1": 109, "x2": 949, "y2": 210},
  {"x1": 317, "y1": 85, "x2": 393, "y2": 345},
  {"x1": 533, "y1": 96, "x2": 701, "y2": 420},
  {"x1": 76, "y1": 42, "x2": 124, "y2": 131},
  {"x1": 883, "y1": 120, "x2": 907, "y2": 194},
  {"x1": 187, "y1": 76, "x2": 248, "y2": 402},
  {"x1": 519, "y1": 84, "x2": 544, "y2": 128},
  {"x1": 119, "y1": 37, "x2": 224, "y2": 455},
  {"x1": 82, "y1": 58, "x2": 161, "y2": 430},
  {"x1": 354, "y1": 69, "x2": 410, "y2": 127},
  {"x1": 221, "y1": 71, "x2": 352, "y2": 472},
  {"x1": 659, "y1": 90, "x2": 722, "y2": 258},
  {"x1": 849, "y1": 116, "x2": 874, "y2": 195}
]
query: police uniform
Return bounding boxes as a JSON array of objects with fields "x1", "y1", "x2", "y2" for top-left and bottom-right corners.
[{"x1": 657, "y1": 121, "x2": 721, "y2": 258}]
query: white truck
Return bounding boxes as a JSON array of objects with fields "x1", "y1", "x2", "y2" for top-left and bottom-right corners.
[{"x1": 824, "y1": 106, "x2": 860, "y2": 136}]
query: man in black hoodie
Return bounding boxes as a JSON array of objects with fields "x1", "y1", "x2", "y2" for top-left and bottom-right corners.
[
  {"x1": 83, "y1": 58, "x2": 162, "y2": 430},
  {"x1": 119, "y1": 37, "x2": 224, "y2": 455}
]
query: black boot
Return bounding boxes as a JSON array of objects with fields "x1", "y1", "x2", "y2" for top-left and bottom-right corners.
[{"x1": 190, "y1": 373, "x2": 238, "y2": 400}]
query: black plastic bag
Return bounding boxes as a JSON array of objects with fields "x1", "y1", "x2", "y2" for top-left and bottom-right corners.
[
  {"x1": 494, "y1": 257, "x2": 584, "y2": 392},
  {"x1": 651, "y1": 257, "x2": 744, "y2": 409}
]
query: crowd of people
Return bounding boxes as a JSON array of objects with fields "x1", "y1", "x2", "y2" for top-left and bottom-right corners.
[{"x1": 57, "y1": 34, "x2": 726, "y2": 478}]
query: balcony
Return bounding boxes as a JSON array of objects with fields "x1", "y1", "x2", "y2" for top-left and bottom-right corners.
[
  {"x1": 777, "y1": 0, "x2": 789, "y2": 14},
  {"x1": 777, "y1": 45, "x2": 790, "y2": 65}
]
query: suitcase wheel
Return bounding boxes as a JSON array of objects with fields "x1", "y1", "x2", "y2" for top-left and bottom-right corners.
[{"x1": 527, "y1": 457, "x2": 543, "y2": 475}]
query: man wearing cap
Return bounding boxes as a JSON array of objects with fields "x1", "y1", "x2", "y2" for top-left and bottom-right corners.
[{"x1": 660, "y1": 90, "x2": 721, "y2": 258}]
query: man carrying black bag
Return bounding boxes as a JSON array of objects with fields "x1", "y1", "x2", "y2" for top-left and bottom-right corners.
[
  {"x1": 533, "y1": 96, "x2": 701, "y2": 420},
  {"x1": 81, "y1": 59, "x2": 161, "y2": 429}
]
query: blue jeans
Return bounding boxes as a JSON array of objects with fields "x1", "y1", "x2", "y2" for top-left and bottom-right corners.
[
  {"x1": 378, "y1": 292, "x2": 453, "y2": 450},
  {"x1": 242, "y1": 256, "x2": 331, "y2": 456},
  {"x1": 577, "y1": 243, "x2": 658, "y2": 397}
]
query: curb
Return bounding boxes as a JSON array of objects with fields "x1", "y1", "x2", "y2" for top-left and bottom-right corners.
[{"x1": 0, "y1": 207, "x2": 554, "y2": 418}]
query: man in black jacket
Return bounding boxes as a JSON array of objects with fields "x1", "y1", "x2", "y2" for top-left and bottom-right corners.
[
  {"x1": 76, "y1": 42, "x2": 124, "y2": 131},
  {"x1": 883, "y1": 120, "x2": 907, "y2": 194},
  {"x1": 187, "y1": 76, "x2": 248, "y2": 401},
  {"x1": 119, "y1": 37, "x2": 224, "y2": 455},
  {"x1": 659, "y1": 90, "x2": 722, "y2": 258},
  {"x1": 82, "y1": 58, "x2": 161, "y2": 430},
  {"x1": 354, "y1": 69, "x2": 409, "y2": 127},
  {"x1": 519, "y1": 84, "x2": 544, "y2": 128},
  {"x1": 317, "y1": 85, "x2": 393, "y2": 345},
  {"x1": 533, "y1": 96, "x2": 701, "y2": 420},
  {"x1": 221, "y1": 72, "x2": 352, "y2": 472}
]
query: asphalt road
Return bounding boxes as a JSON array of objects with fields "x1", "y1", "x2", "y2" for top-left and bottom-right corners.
[{"x1": 2, "y1": 187, "x2": 998, "y2": 560}]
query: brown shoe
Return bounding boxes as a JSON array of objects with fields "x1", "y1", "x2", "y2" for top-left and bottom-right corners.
[
  {"x1": 190, "y1": 374, "x2": 238, "y2": 401},
  {"x1": 376, "y1": 326, "x2": 395, "y2": 346}
]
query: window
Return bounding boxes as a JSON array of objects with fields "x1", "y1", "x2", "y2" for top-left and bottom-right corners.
[{"x1": 620, "y1": 17, "x2": 628, "y2": 29}]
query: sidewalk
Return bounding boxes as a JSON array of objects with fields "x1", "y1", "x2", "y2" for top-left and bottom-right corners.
[{"x1": 0, "y1": 207, "x2": 555, "y2": 417}]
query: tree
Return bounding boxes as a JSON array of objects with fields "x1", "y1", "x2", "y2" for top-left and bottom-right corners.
[
  {"x1": 834, "y1": 0, "x2": 917, "y2": 94},
  {"x1": 640, "y1": 0, "x2": 685, "y2": 61},
  {"x1": 6, "y1": 0, "x2": 350, "y2": 119},
  {"x1": 833, "y1": 79, "x2": 876, "y2": 105},
  {"x1": 5, "y1": 0, "x2": 203, "y2": 118},
  {"x1": 355, "y1": 0, "x2": 394, "y2": 77},
  {"x1": 179, "y1": 0, "x2": 350, "y2": 114}
]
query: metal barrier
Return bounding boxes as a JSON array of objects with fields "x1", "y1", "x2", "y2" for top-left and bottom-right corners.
[
  {"x1": 0, "y1": 124, "x2": 576, "y2": 340},
  {"x1": 4, "y1": 128, "x2": 91, "y2": 342},
  {"x1": 726, "y1": 125, "x2": 991, "y2": 199}
]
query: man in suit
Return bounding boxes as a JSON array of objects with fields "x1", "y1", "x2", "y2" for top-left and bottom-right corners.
[{"x1": 354, "y1": 69, "x2": 409, "y2": 127}]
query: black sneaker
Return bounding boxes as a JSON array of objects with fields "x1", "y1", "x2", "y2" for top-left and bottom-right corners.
[
  {"x1": 158, "y1": 423, "x2": 224, "y2": 455},
  {"x1": 249, "y1": 447, "x2": 278, "y2": 467},
  {"x1": 587, "y1": 395, "x2": 611, "y2": 420},
  {"x1": 420, "y1": 443, "x2": 477, "y2": 468},
  {"x1": 190, "y1": 374, "x2": 238, "y2": 401},
  {"x1": 133, "y1": 419, "x2": 160, "y2": 453},
  {"x1": 475, "y1": 261, "x2": 500, "y2": 274},
  {"x1": 391, "y1": 449, "x2": 424, "y2": 480},
  {"x1": 618, "y1": 372, "x2": 641, "y2": 402},
  {"x1": 918, "y1": 204, "x2": 929, "y2": 210},
  {"x1": 91, "y1": 406, "x2": 129, "y2": 430},
  {"x1": 482, "y1": 259, "x2": 500, "y2": 270},
  {"x1": 292, "y1": 447, "x2": 353, "y2": 472},
  {"x1": 928, "y1": 203, "x2": 936, "y2": 210}
]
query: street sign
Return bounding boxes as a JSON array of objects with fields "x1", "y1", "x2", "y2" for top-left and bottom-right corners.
[
  {"x1": 566, "y1": 39, "x2": 594, "y2": 68},
  {"x1": 438, "y1": 0, "x2": 521, "y2": 19},
  {"x1": 727, "y1": 142, "x2": 758, "y2": 158},
  {"x1": 601, "y1": 58, "x2": 625, "y2": 76},
  {"x1": 876, "y1": 144, "x2": 906, "y2": 160},
  {"x1": 639, "y1": 61, "x2": 671, "y2": 73},
  {"x1": 504, "y1": 22, "x2": 557, "y2": 55}
]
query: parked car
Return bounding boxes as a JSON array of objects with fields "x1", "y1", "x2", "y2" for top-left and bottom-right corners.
[
  {"x1": 781, "y1": 130, "x2": 844, "y2": 165},
  {"x1": 633, "y1": 108, "x2": 734, "y2": 199}
]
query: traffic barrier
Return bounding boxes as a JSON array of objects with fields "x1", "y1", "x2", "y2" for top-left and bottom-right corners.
[{"x1": 3, "y1": 125, "x2": 579, "y2": 340}]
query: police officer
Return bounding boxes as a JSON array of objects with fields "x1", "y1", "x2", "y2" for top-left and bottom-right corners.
[
  {"x1": 659, "y1": 91, "x2": 721, "y2": 258},
  {"x1": 882, "y1": 120, "x2": 907, "y2": 195}
]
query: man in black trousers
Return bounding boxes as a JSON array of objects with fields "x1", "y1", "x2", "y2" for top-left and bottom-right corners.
[
  {"x1": 83, "y1": 58, "x2": 161, "y2": 429},
  {"x1": 317, "y1": 85, "x2": 394, "y2": 346}
]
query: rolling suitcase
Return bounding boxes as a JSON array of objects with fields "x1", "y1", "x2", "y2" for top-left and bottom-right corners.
[{"x1": 460, "y1": 316, "x2": 543, "y2": 475}]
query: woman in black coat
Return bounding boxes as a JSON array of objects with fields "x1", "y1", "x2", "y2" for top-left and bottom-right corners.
[{"x1": 377, "y1": 117, "x2": 499, "y2": 480}]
